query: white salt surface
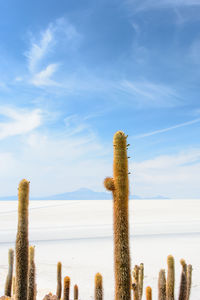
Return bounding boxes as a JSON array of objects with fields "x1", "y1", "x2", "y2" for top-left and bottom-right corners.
[{"x1": 0, "y1": 199, "x2": 199, "y2": 300}]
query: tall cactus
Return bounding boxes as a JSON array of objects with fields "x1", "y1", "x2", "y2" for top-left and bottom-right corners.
[
  {"x1": 95, "y1": 273, "x2": 103, "y2": 300},
  {"x1": 186, "y1": 265, "x2": 192, "y2": 300},
  {"x1": 166, "y1": 255, "x2": 175, "y2": 300},
  {"x1": 28, "y1": 246, "x2": 36, "y2": 300},
  {"x1": 158, "y1": 269, "x2": 166, "y2": 300},
  {"x1": 104, "y1": 131, "x2": 131, "y2": 300},
  {"x1": 63, "y1": 276, "x2": 70, "y2": 300},
  {"x1": 56, "y1": 262, "x2": 62, "y2": 300},
  {"x1": 178, "y1": 259, "x2": 187, "y2": 300},
  {"x1": 4, "y1": 248, "x2": 14, "y2": 297},
  {"x1": 15, "y1": 179, "x2": 30, "y2": 300}
]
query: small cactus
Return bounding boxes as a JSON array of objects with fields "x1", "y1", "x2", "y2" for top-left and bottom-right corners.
[
  {"x1": 104, "y1": 131, "x2": 131, "y2": 300},
  {"x1": 28, "y1": 246, "x2": 36, "y2": 300},
  {"x1": 166, "y1": 255, "x2": 175, "y2": 300},
  {"x1": 15, "y1": 179, "x2": 30, "y2": 300},
  {"x1": 56, "y1": 262, "x2": 62, "y2": 300},
  {"x1": 95, "y1": 273, "x2": 103, "y2": 300},
  {"x1": 63, "y1": 276, "x2": 70, "y2": 300},
  {"x1": 158, "y1": 269, "x2": 166, "y2": 300},
  {"x1": 74, "y1": 284, "x2": 78, "y2": 300},
  {"x1": 4, "y1": 248, "x2": 14, "y2": 297},
  {"x1": 146, "y1": 287, "x2": 152, "y2": 300}
]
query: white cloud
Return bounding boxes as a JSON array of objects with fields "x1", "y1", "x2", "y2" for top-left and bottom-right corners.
[
  {"x1": 118, "y1": 80, "x2": 180, "y2": 107},
  {"x1": 31, "y1": 63, "x2": 59, "y2": 87},
  {"x1": 26, "y1": 27, "x2": 53, "y2": 73},
  {"x1": 133, "y1": 118, "x2": 200, "y2": 138},
  {"x1": 25, "y1": 17, "x2": 81, "y2": 88},
  {"x1": 131, "y1": 149, "x2": 200, "y2": 198},
  {"x1": 0, "y1": 107, "x2": 42, "y2": 140}
]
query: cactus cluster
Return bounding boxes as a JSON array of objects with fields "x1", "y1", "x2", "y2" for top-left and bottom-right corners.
[{"x1": 0, "y1": 131, "x2": 194, "y2": 300}]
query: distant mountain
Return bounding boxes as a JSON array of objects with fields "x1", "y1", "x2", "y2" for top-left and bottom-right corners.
[{"x1": 0, "y1": 188, "x2": 168, "y2": 200}]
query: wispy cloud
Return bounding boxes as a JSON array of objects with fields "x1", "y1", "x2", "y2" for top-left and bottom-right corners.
[
  {"x1": 118, "y1": 80, "x2": 180, "y2": 107},
  {"x1": 26, "y1": 27, "x2": 53, "y2": 73},
  {"x1": 133, "y1": 118, "x2": 200, "y2": 139},
  {"x1": 25, "y1": 18, "x2": 81, "y2": 87},
  {"x1": 131, "y1": 148, "x2": 200, "y2": 198},
  {"x1": 0, "y1": 107, "x2": 42, "y2": 140},
  {"x1": 31, "y1": 63, "x2": 60, "y2": 87}
]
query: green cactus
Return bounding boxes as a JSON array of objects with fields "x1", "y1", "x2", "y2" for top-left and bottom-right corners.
[
  {"x1": 158, "y1": 269, "x2": 166, "y2": 300},
  {"x1": 28, "y1": 246, "x2": 36, "y2": 300},
  {"x1": 146, "y1": 287, "x2": 152, "y2": 300},
  {"x1": 104, "y1": 131, "x2": 131, "y2": 300},
  {"x1": 138, "y1": 263, "x2": 144, "y2": 300},
  {"x1": 4, "y1": 248, "x2": 14, "y2": 297},
  {"x1": 95, "y1": 273, "x2": 103, "y2": 300},
  {"x1": 15, "y1": 179, "x2": 30, "y2": 300},
  {"x1": 178, "y1": 259, "x2": 187, "y2": 300},
  {"x1": 74, "y1": 284, "x2": 78, "y2": 300},
  {"x1": 56, "y1": 262, "x2": 62, "y2": 300},
  {"x1": 63, "y1": 276, "x2": 70, "y2": 300},
  {"x1": 132, "y1": 265, "x2": 139, "y2": 300},
  {"x1": 186, "y1": 264, "x2": 192, "y2": 300},
  {"x1": 166, "y1": 255, "x2": 175, "y2": 300}
]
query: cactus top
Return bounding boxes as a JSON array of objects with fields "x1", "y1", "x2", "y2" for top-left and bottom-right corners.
[
  {"x1": 95, "y1": 273, "x2": 103, "y2": 287},
  {"x1": 167, "y1": 255, "x2": 174, "y2": 267},
  {"x1": 64, "y1": 277, "x2": 70, "y2": 285},
  {"x1": 113, "y1": 131, "x2": 127, "y2": 145},
  {"x1": 18, "y1": 179, "x2": 30, "y2": 210}
]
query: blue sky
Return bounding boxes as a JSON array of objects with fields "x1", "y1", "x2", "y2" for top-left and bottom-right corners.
[{"x1": 0, "y1": 0, "x2": 200, "y2": 198}]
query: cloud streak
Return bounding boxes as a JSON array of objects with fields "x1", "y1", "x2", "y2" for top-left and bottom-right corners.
[
  {"x1": 119, "y1": 80, "x2": 180, "y2": 107},
  {"x1": 133, "y1": 118, "x2": 200, "y2": 139}
]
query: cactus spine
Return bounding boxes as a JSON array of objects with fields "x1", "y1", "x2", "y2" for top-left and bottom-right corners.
[
  {"x1": 95, "y1": 273, "x2": 103, "y2": 300},
  {"x1": 63, "y1": 276, "x2": 70, "y2": 300},
  {"x1": 158, "y1": 269, "x2": 166, "y2": 300},
  {"x1": 104, "y1": 131, "x2": 131, "y2": 300},
  {"x1": 28, "y1": 246, "x2": 36, "y2": 300},
  {"x1": 4, "y1": 248, "x2": 14, "y2": 297},
  {"x1": 146, "y1": 287, "x2": 152, "y2": 300},
  {"x1": 74, "y1": 284, "x2": 78, "y2": 300},
  {"x1": 166, "y1": 255, "x2": 175, "y2": 300},
  {"x1": 56, "y1": 262, "x2": 62, "y2": 300},
  {"x1": 15, "y1": 179, "x2": 30, "y2": 300}
]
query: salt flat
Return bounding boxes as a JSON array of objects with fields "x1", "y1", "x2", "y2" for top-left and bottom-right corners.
[{"x1": 0, "y1": 199, "x2": 199, "y2": 300}]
